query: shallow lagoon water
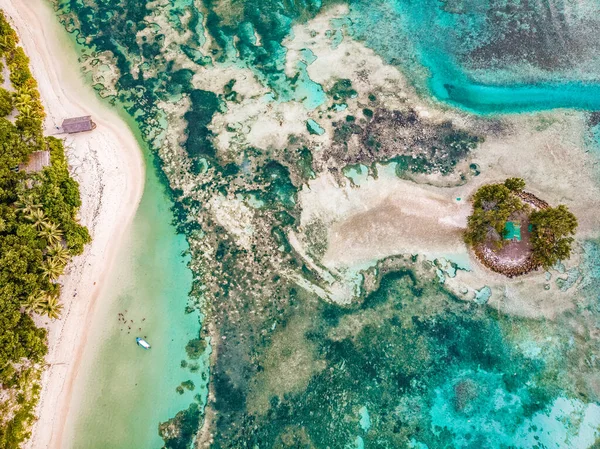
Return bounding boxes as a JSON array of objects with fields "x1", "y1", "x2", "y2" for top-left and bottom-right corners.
[{"x1": 65, "y1": 136, "x2": 205, "y2": 449}]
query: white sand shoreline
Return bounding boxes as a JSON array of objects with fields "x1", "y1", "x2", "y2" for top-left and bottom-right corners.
[{"x1": 0, "y1": 1, "x2": 145, "y2": 448}]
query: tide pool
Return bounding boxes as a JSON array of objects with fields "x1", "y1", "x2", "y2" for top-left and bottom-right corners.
[{"x1": 64, "y1": 139, "x2": 204, "y2": 449}]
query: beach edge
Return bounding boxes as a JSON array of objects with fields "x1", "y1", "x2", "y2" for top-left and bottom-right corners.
[{"x1": 0, "y1": 1, "x2": 145, "y2": 448}]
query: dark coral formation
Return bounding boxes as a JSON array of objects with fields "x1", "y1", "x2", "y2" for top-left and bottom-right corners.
[
  {"x1": 158, "y1": 403, "x2": 201, "y2": 449},
  {"x1": 465, "y1": 0, "x2": 589, "y2": 71},
  {"x1": 203, "y1": 263, "x2": 574, "y2": 448},
  {"x1": 325, "y1": 107, "x2": 481, "y2": 175}
]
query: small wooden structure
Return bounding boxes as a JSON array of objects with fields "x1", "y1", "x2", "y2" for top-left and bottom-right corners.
[
  {"x1": 504, "y1": 221, "x2": 522, "y2": 242},
  {"x1": 18, "y1": 150, "x2": 51, "y2": 173},
  {"x1": 62, "y1": 116, "x2": 96, "y2": 134}
]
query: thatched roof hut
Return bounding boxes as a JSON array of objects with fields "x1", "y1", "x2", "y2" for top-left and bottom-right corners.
[
  {"x1": 18, "y1": 150, "x2": 50, "y2": 173},
  {"x1": 504, "y1": 221, "x2": 522, "y2": 242},
  {"x1": 62, "y1": 116, "x2": 96, "y2": 133}
]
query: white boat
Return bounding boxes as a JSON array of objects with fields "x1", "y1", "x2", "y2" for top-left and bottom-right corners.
[{"x1": 136, "y1": 337, "x2": 151, "y2": 349}]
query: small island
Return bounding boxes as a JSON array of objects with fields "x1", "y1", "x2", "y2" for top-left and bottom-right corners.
[{"x1": 465, "y1": 178, "x2": 578, "y2": 277}]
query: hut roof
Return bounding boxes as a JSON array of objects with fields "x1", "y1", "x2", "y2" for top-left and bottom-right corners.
[
  {"x1": 62, "y1": 115, "x2": 95, "y2": 133},
  {"x1": 18, "y1": 150, "x2": 51, "y2": 173},
  {"x1": 504, "y1": 221, "x2": 522, "y2": 241}
]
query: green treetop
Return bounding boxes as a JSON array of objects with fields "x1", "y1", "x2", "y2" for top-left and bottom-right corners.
[
  {"x1": 465, "y1": 178, "x2": 578, "y2": 272},
  {"x1": 529, "y1": 205, "x2": 578, "y2": 269},
  {"x1": 0, "y1": 11, "x2": 90, "y2": 448},
  {"x1": 504, "y1": 177, "x2": 526, "y2": 192},
  {"x1": 464, "y1": 181, "x2": 524, "y2": 245}
]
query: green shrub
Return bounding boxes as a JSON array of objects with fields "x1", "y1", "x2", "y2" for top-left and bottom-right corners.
[
  {"x1": 530, "y1": 205, "x2": 578, "y2": 268},
  {"x1": 0, "y1": 88, "x2": 13, "y2": 117},
  {"x1": 504, "y1": 177, "x2": 526, "y2": 192},
  {"x1": 464, "y1": 181, "x2": 523, "y2": 245}
]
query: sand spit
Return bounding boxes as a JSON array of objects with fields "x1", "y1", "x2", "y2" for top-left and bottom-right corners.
[
  {"x1": 305, "y1": 170, "x2": 471, "y2": 266},
  {"x1": 0, "y1": 1, "x2": 145, "y2": 448}
]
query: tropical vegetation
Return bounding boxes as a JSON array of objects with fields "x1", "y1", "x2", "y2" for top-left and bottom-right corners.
[
  {"x1": 0, "y1": 12, "x2": 89, "y2": 448},
  {"x1": 464, "y1": 178, "x2": 525, "y2": 246},
  {"x1": 529, "y1": 204, "x2": 578, "y2": 268},
  {"x1": 465, "y1": 178, "x2": 578, "y2": 271}
]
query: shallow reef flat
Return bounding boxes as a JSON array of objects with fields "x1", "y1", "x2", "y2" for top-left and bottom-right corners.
[
  {"x1": 47, "y1": 0, "x2": 600, "y2": 447},
  {"x1": 346, "y1": 0, "x2": 600, "y2": 112}
]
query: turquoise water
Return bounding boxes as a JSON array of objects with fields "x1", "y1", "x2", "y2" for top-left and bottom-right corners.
[
  {"x1": 346, "y1": 0, "x2": 600, "y2": 113},
  {"x1": 430, "y1": 371, "x2": 600, "y2": 448},
  {"x1": 66, "y1": 138, "x2": 206, "y2": 449},
  {"x1": 432, "y1": 79, "x2": 600, "y2": 114}
]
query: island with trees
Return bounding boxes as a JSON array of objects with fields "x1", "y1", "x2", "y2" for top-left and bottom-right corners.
[
  {"x1": 464, "y1": 178, "x2": 578, "y2": 277},
  {"x1": 0, "y1": 13, "x2": 89, "y2": 448}
]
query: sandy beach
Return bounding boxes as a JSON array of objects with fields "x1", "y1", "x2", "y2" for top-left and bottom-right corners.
[{"x1": 0, "y1": 0, "x2": 145, "y2": 448}]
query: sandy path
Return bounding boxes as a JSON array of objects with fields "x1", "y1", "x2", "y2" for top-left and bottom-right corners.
[{"x1": 0, "y1": 1, "x2": 145, "y2": 448}]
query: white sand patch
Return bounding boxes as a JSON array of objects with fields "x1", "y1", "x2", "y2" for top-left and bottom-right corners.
[
  {"x1": 286, "y1": 4, "x2": 410, "y2": 98},
  {"x1": 245, "y1": 102, "x2": 309, "y2": 149},
  {"x1": 192, "y1": 65, "x2": 263, "y2": 97},
  {"x1": 211, "y1": 93, "x2": 311, "y2": 154},
  {"x1": 155, "y1": 96, "x2": 203, "y2": 195},
  {"x1": 191, "y1": 63, "x2": 316, "y2": 154},
  {"x1": 299, "y1": 167, "x2": 470, "y2": 268},
  {"x1": 287, "y1": 230, "x2": 364, "y2": 305},
  {"x1": 209, "y1": 193, "x2": 255, "y2": 250}
]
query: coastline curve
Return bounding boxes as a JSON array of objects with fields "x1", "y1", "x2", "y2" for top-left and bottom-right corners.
[{"x1": 0, "y1": 1, "x2": 145, "y2": 448}]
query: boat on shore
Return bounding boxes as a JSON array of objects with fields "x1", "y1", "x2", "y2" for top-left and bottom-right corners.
[{"x1": 136, "y1": 337, "x2": 151, "y2": 349}]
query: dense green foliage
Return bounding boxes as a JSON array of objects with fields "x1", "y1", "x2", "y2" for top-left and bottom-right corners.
[
  {"x1": 0, "y1": 11, "x2": 89, "y2": 448},
  {"x1": 0, "y1": 89, "x2": 12, "y2": 118},
  {"x1": 465, "y1": 178, "x2": 578, "y2": 271},
  {"x1": 464, "y1": 180, "x2": 524, "y2": 245},
  {"x1": 530, "y1": 205, "x2": 578, "y2": 269},
  {"x1": 504, "y1": 177, "x2": 526, "y2": 192}
]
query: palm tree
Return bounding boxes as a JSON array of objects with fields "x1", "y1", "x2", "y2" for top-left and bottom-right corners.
[
  {"x1": 22, "y1": 291, "x2": 47, "y2": 315},
  {"x1": 41, "y1": 257, "x2": 65, "y2": 281},
  {"x1": 0, "y1": 35, "x2": 13, "y2": 51},
  {"x1": 18, "y1": 104, "x2": 39, "y2": 120},
  {"x1": 14, "y1": 93, "x2": 33, "y2": 109},
  {"x1": 47, "y1": 244, "x2": 70, "y2": 265},
  {"x1": 15, "y1": 195, "x2": 42, "y2": 217},
  {"x1": 27, "y1": 208, "x2": 47, "y2": 231},
  {"x1": 16, "y1": 84, "x2": 36, "y2": 97},
  {"x1": 39, "y1": 222, "x2": 63, "y2": 246},
  {"x1": 38, "y1": 295, "x2": 63, "y2": 320}
]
